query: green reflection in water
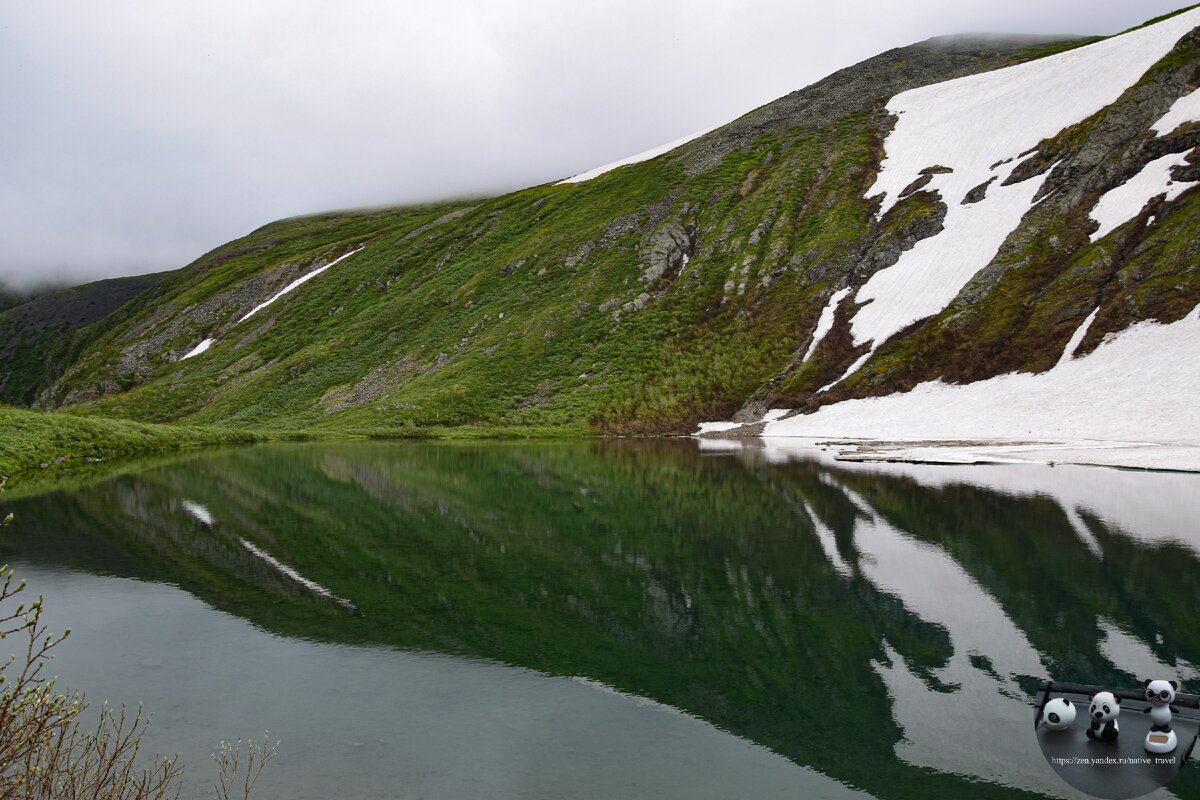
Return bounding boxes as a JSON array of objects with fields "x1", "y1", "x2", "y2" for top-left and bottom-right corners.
[{"x1": 3, "y1": 440, "x2": 1198, "y2": 799}]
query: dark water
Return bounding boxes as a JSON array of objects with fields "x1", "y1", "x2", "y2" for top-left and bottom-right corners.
[{"x1": 2, "y1": 440, "x2": 1198, "y2": 800}]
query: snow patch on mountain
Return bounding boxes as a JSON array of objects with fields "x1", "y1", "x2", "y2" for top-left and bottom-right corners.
[
  {"x1": 176, "y1": 246, "x2": 363, "y2": 363},
  {"x1": 239, "y1": 245, "x2": 364, "y2": 324},
  {"x1": 759, "y1": 302, "x2": 1200, "y2": 447},
  {"x1": 819, "y1": 351, "x2": 872, "y2": 394},
  {"x1": 696, "y1": 421, "x2": 742, "y2": 435},
  {"x1": 802, "y1": 287, "x2": 851, "y2": 363},
  {"x1": 848, "y1": 8, "x2": 1200, "y2": 355},
  {"x1": 180, "y1": 338, "x2": 214, "y2": 361},
  {"x1": 1088, "y1": 149, "x2": 1197, "y2": 241},
  {"x1": 1153, "y1": 85, "x2": 1200, "y2": 136},
  {"x1": 1057, "y1": 306, "x2": 1098, "y2": 365},
  {"x1": 853, "y1": 157, "x2": 1050, "y2": 350},
  {"x1": 557, "y1": 125, "x2": 720, "y2": 185}
]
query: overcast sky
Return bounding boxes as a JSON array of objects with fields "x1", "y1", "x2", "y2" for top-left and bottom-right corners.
[{"x1": 0, "y1": 0, "x2": 1187, "y2": 289}]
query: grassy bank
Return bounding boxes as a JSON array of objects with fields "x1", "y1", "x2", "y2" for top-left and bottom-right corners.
[
  {"x1": 0, "y1": 406, "x2": 269, "y2": 480},
  {"x1": 0, "y1": 406, "x2": 596, "y2": 486}
]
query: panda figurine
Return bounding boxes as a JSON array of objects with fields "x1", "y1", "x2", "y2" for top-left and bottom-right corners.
[
  {"x1": 1086, "y1": 691, "x2": 1121, "y2": 742},
  {"x1": 1042, "y1": 697, "x2": 1076, "y2": 731},
  {"x1": 1142, "y1": 679, "x2": 1180, "y2": 754}
]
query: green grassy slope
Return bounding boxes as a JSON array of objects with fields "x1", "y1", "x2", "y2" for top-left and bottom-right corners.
[
  {"x1": 0, "y1": 273, "x2": 165, "y2": 405},
  {"x1": 0, "y1": 406, "x2": 264, "y2": 478},
  {"x1": 5, "y1": 13, "x2": 1200, "y2": 440}
]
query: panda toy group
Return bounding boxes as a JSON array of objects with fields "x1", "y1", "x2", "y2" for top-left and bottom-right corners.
[
  {"x1": 1142, "y1": 679, "x2": 1180, "y2": 754},
  {"x1": 1086, "y1": 691, "x2": 1121, "y2": 742}
]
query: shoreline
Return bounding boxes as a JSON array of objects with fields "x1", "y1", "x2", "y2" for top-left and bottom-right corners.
[
  {"x1": 695, "y1": 433, "x2": 1200, "y2": 473},
  {"x1": 5, "y1": 405, "x2": 1197, "y2": 498},
  {"x1": 0, "y1": 406, "x2": 590, "y2": 488}
]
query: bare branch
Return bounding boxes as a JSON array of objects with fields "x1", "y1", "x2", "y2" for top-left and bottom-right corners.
[{"x1": 1, "y1": 557, "x2": 273, "y2": 800}]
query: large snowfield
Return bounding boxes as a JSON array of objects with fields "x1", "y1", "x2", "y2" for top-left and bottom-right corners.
[
  {"x1": 759, "y1": 304, "x2": 1200, "y2": 468},
  {"x1": 851, "y1": 6, "x2": 1200, "y2": 350},
  {"x1": 699, "y1": 9, "x2": 1200, "y2": 470}
]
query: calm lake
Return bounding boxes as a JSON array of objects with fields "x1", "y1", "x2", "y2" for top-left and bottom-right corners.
[{"x1": 2, "y1": 440, "x2": 1198, "y2": 799}]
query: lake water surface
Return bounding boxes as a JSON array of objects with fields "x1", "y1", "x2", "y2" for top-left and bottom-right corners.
[{"x1": 2, "y1": 440, "x2": 1198, "y2": 799}]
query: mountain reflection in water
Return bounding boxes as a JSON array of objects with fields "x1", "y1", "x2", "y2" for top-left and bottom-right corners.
[{"x1": 2, "y1": 440, "x2": 1196, "y2": 800}]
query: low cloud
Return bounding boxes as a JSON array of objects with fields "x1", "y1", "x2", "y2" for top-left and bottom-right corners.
[{"x1": 0, "y1": 0, "x2": 1181, "y2": 288}]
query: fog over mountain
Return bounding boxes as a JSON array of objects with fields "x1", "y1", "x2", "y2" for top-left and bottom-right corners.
[{"x1": 0, "y1": 0, "x2": 1185, "y2": 288}]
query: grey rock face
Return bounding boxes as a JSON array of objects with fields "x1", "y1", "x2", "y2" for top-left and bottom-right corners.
[
  {"x1": 856, "y1": 191, "x2": 948, "y2": 279},
  {"x1": 900, "y1": 166, "x2": 955, "y2": 199},
  {"x1": 640, "y1": 222, "x2": 693, "y2": 284},
  {"x1": 962, "y1": 176, "x2": 997, "y2": 205},
  {"x1": 399, "y1": 206, "x2": 477, "y2": 242}
]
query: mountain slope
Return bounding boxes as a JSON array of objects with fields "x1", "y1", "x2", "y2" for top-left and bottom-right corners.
[
  {"x1": 0, "y1": 273, "x2": 167, "y2": 405},
  {"x1": 6, "y1": 7, "x2": 1200, "y2": 452}
]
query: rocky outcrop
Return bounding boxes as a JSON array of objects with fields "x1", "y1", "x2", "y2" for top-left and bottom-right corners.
[{"x1": 639, "y1": 221, "x2": 695, "y2": 285}]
